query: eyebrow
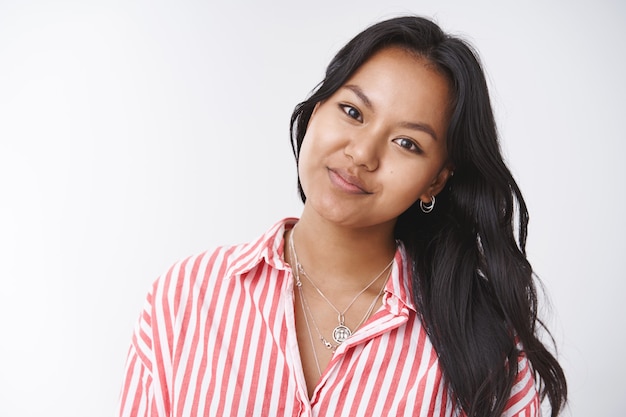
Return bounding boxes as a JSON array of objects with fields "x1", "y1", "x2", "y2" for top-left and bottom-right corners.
[
  {"x1": 399, "y1": 121, "x2": 439, "y2": 141},
  {"x1": 344, "y1": 84, "x2": 373, "y2": 110},
  {"x1": 343, "y1": 84, "x2": 438, "y2": 141}
]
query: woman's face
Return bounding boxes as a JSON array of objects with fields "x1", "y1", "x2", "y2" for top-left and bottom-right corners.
[{"x1": 298, "y1": 46, "x2": 453, "y2": 231}]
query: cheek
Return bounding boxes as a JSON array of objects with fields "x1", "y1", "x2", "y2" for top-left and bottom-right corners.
[
  {"x1": 393, "y1": 185, "x2": 423, "y2": 209},
  {"x1": 298, "y1": 129, "x2": 315, "y2": 166},
  {"x1": 297, "y1": 119, "x2": 339, "y2": 173},
  {"x1": 385, "y1": 166, "x2": 430, "y2": 203},
  {"x1": 297, "y1": 132, "x2": 319, "y2": 194}
]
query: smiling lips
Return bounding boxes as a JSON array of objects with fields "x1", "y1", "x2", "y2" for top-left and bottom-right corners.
[{"x1": 327, "y1": 168, "x2": 372, "y2": 194}]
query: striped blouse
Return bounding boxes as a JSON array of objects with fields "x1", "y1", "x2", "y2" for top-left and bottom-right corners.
[{"x1": 119, "y1": 218, "x2": 539, "y2": 416}]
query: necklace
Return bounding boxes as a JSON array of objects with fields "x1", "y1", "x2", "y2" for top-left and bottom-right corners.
[
  {"x1": 296, "y1": 276, "x2": 323, "y2": 377},
  {"x1": 296, "y1": 270, "x2": 385, "y2": 352},
  {"x1": 289, "y1": 227, "x2": 394, "y2": 345}
]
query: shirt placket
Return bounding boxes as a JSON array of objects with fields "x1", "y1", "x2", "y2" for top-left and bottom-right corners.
[
  {"x1": 281, "y1": 264, "x2": 315, "y2": 416},
  {"x1": 308, "y1": 294, "x2": 412, "y2": 411}
]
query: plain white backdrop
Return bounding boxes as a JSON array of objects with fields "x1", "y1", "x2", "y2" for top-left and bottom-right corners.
[{"x1": 0, "y1": 0, "x2": 624, "y2": 416}]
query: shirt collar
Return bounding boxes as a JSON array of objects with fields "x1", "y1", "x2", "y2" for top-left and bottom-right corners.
[
  {"x1": 225, "y1": 218, "x2": 297, "y2": 278},
  {"x1": 384, "y1": 242, "x2": 416, "y2": 313},
  {"x1": 225, "y1": 217, "x2": 416, "y2": 313}
]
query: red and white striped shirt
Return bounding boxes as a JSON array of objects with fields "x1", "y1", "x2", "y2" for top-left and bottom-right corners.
[{"x1": 119, "y1": 218, "x2": 539, "y2": 417}]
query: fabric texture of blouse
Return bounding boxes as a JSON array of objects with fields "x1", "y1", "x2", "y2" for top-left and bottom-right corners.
[{"x1": 119, "y1": 218, "x2": 540, "y2": 417}]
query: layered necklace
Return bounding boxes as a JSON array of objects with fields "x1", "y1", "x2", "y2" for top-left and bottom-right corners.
[{"x1": 289, "y1": 227, "x2": 394, "y2": 354}]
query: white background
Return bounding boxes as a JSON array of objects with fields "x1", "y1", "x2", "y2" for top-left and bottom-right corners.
[{"x1": 0, "y1": 0, "x2": 624, "y2": 416}]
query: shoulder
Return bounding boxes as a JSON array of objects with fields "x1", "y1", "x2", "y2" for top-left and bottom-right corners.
[
  {"x1": 150, "y1": 244, "x2": 238, "y2": 299},
  {"x1": 147, "y1": 218, "x2": 297, "y2": 314},
  {"x1": 500, "y1": 348, "x2": 541, "y2": 417}
]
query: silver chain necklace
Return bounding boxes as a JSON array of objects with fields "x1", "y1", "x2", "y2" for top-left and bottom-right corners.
[
  {"x1": 296, "y1": 269, "x2": 385, "y2": 353},
  {"x1": 289, "y1": 227, "x2": 394, "y2": 345},
  {"x1": 295, "y1": 275, "x2": 323, "y2": 377}
]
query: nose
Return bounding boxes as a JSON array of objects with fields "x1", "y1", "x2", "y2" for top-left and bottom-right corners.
[{"x1": 343, "y1": 132, "x2": 380, "y2": 171}]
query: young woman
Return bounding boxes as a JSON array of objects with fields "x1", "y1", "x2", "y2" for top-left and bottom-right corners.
[{"x1": 119, "y1": 16, "x2": 567, "y2": 417}]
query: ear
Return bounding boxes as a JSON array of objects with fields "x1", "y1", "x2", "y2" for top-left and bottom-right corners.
[{"x1": 419, "y1": 165, "x2": 454, "y2": 203}]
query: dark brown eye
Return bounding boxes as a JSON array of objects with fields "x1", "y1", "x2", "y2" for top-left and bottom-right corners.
[
  {"x1": 393, "y1": 137, "x2": 422, "y2": 154},
  {"x1": 340, "y1": 104, "x2": 362, "y2": 122}
]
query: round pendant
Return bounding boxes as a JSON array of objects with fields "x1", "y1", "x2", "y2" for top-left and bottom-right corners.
[{"x1": 332, "y1": 325, "x2": 352, "y2": 344}]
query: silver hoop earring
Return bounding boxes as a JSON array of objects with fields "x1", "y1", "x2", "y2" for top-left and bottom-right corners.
[{"x1": 420, "y1": 196, "x2": 435, "y2": 214}]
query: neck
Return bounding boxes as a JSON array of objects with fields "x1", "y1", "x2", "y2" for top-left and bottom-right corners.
[{"x1": 289, "y1": 206, "x2": 397, "y2": 292}]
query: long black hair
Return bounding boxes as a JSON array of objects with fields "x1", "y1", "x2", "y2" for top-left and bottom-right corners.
[{"x1": 290, "y1": 16, "x2": 567, "y2": 417}]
